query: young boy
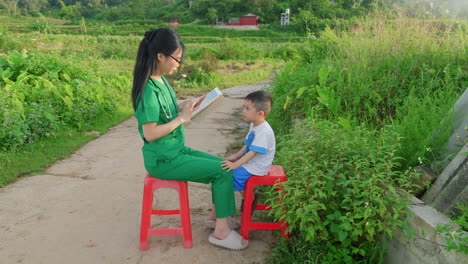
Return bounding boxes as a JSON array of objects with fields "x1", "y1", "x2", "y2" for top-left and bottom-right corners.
[
  {"x1": 221, "y1": 90, "x2": 275, "y2": 198},
  {"x1": 205, "y1": 90, "x2": 275, "y2": 230}
]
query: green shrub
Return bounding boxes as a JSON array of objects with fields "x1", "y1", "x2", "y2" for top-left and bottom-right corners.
[
  {"x1": 272, "y1": 44, "x2": 302, "y2": 61},
  {"x1": 0, "y1": 50, "x2": 131, "y2": 151},
  {"x1": 268, "y1": 119, "x2": 415, "y2": 263},
  {"x1": 30, "y1": 19, "x2": 54, "y2": 34},
  {"x1": 267, "y1": 233, "x2": 386, "y2": 264}
]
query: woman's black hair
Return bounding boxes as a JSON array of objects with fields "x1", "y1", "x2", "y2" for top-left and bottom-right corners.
[{"x1": 131, "y1": 28, "x2": 185, "y2": 111}]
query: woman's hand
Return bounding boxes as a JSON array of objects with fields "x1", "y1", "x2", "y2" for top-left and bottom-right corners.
[
  {"x1": 193, "y1": 95, "x2": 206, "y2": 110},
  {"x1": 220, "y1": 160, "x2": 240, "y2": 172},
  {"x1": 177, "y1": 100, "x2": 195, "y2": 124}
]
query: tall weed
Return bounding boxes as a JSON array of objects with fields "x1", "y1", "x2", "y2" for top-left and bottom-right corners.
[{"x1": 269, "y1": 16, "x2": 467, "y2": 169}]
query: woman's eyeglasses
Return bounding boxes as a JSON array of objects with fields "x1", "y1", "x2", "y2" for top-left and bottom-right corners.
[{"x1": 169, "y1": 55, "x2": 182, "y2": 65}]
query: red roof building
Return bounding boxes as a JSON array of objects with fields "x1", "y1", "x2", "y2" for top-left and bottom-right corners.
[{"x1": 226, "y1": 13, "x2": 258, "y2": 26}]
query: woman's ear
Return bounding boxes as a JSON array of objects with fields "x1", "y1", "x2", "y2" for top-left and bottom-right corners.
[{"x1": 156, "y1": 52, "x2": 164, "y2": 62}]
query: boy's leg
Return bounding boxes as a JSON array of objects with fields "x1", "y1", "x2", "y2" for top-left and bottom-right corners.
[
  {"x1": 232, "y1": 166, "x2": 252, "y2": 191},
  {"x1": 233, "y1": 168, "x2": 258, "y2": 216}
]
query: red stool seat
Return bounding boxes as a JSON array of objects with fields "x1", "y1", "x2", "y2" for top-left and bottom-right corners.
[
  {"x1": 240, "y1": 165, "x2": 289, "y2": 240},
  {"x1": 139, "y1": 174, "x2": 192, "y2": 250}
]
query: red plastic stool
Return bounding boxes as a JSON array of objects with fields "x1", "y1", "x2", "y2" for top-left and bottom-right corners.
[
  {"x1": 139, "y1": 174, "x2": 192, "y2": 250},
  {"x1": 240, "y1": 165, "x2": 289, "y2": 240}
]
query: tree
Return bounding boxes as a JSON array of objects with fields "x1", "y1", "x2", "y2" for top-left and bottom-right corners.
[
  {"x1": 240, "y1": 0, "x2": 277, "y2": 22},
  {"x1": 18, "y1": 0, "x2": 48, "y2": 15},
  {"x1": 0, "y1": 0, "x2": 20, "y2": 15},
  {"x1": 58, "y1": 0, "x2": 81, "y2": 20},
  {"x1": 82, "y1": 0, "x2": 104, "y2": 7},
  {"x1": 206, "y1": 7, "x2": 217, "y2": 24},
  {"x1": 292, "y1": 8, "x2": 319, "y2": 32},
  {"x1": 192, "y1": 0, "x2": 240, "y2": 22}
]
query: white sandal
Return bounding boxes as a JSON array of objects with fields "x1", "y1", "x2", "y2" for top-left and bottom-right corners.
[{"x1": 208, "y1": 230, "x2": 248, "y2": 250}]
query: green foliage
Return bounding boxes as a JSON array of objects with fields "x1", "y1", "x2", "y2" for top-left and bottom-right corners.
[
  {"x1": 30, "y1": 18, "x2": 53, "y2": 33},
  {"x1": 217, "y1": 38, "x2": 266, "y2": 60},
  {"x1": 267, "y1": 119, "x2": 414, "y2": 263},
  {"x1": 267, "y1": 233, "x2": 386, "y2": 264},
  {"x1": 266, "y1": 234, "x2": 324, "y2": 264},
  {"x1": 391, "y1": 85, "x2": 459, "y2": 169},
  {"x1": 436, "y1": 203, "x2": 468, "y2": 254},
  {"x1": 18, "y1": 0, "x2": 48, "y2": 16},
  {"x1": 269, "y1": 17, "x2": 467, "y2": 169},
  {"x1": 435, "y1": 223, "x2": 468, "y2": 254},
  {"x1": 0, "y1": 25, "x2": 7, "y2": 48},
  {"x1": 272, "y1": 44, "x2": 302, "y2": 61},
  {"x1": 206, "y1": 7, "x2": 217, "y2": 24},
  {"x1": 0, "y1": 50, "x2": 131, "y2": 151},
  {"x1": 58, "y1": 0, "x2": 81, "y2": 20}
]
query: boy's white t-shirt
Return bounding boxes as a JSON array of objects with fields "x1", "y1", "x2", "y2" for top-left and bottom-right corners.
[{"x1": 242, "y1": 121, "x2": 276, "y2": 176}]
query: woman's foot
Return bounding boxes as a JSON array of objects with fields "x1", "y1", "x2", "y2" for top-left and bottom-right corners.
[
  {"x1": 212, "y1": 218, "x2": 248, "y2": 248},
  {"x1": 204, "y1": 217, "x2": 240, "y2": 229},
  {"x1": 209, "y1": 230, "x2": 248, "y2": 250}
]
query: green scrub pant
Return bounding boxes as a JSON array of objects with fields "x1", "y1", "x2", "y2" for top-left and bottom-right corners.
[{"x1": 147, "y1": 146, "x2": 236, "y2": 219}]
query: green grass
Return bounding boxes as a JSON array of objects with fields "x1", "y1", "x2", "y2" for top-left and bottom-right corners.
[
  {"x1": 174, "y1": 60, "x2": 283, "y2": 97},
  {"x1": 0, "y1": 109, "x2": 132, "y2": 187}
]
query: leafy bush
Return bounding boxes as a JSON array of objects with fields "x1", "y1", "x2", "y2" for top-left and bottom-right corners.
[
  {"x1": 272, "y1": 44, "x2": 302, "y2": 61},
  {"x1": 0, "y1": 50, "x2": 131, "y2": 151},
  {"x1": 30, "y1": 19, "x2": 54, "y2": 34},
  {"x1": 267, "y1": 119, "x2": 415, "y2": 263},
  {"x1": 267, "y1": 233, "x2": 386, "y2": 264}
]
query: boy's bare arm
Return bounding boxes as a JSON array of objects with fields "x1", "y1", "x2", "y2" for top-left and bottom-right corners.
[
  {"x1": 221, "y1": 151, "x2": 257, "y2": 171},
  {"x1": 226, "y1": 145, "x2": 247, "y2": 161}
]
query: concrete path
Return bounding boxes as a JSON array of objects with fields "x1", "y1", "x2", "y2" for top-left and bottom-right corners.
[{"x1": 0, "y1": 81, "x2": 274, "y2": 264}]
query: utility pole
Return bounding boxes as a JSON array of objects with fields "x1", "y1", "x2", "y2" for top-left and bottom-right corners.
[{"x1": 281, "y1": 8, "x2": 290, "y2": 25}]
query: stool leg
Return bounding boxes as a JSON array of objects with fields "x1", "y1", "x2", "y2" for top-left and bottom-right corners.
[
  {"x1": 240, "y1": 182, "x2": 255, "y2": 240},
  {"x1": 139, "y1": 180, "x2": 153, "y2": 250},
  {"x1": 178, "y1": 182, "x2": 192, "y2": 248}
]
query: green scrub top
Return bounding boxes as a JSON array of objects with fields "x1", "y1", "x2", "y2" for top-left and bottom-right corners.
[
  {"x1": 134, "y1": 76, "x2": 184, "y2": 169},
  {"x1": 133, "y1": 76, "x2": 237, "y2": 218}
]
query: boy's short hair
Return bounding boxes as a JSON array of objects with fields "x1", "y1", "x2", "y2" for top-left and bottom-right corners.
[{"x1": 245, "y1": 91, "x2": 273, "y2": 114}]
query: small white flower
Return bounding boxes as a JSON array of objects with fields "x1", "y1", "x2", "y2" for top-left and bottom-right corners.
[
  {"x1": 181, "y1": 74, "x2": 187, "y2": 78},
  {"x1": 426, "y1": 147, "x2": 431, "y2": 152},
  {"x1": 418, "y1": 157, "x2": 423, "y2": 164},
  {"x1": 365, "y1": 222, "x2": 369, "y2": 226}
]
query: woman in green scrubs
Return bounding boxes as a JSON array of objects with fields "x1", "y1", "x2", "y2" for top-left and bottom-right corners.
[{"x1": 131, "y1": 28, "x2": 247, "y2": 249}]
